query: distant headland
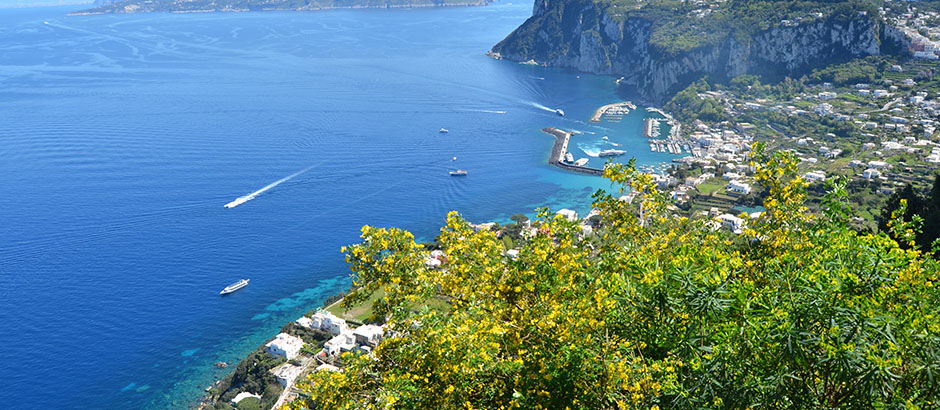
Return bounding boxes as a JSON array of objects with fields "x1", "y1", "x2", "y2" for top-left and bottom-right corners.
[{"x1": 69, "y1": 0, "x2": 488, "y2": 16}]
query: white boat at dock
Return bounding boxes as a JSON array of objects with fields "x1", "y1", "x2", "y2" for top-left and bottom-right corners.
[
  {"x1": 574, "y1": 158, "x2": 589, "y2": 166},
  {"x1": 565, "y1": 152, "x2": 574, "y2": 163},
  {"x1": 220, "y1": 279, "x2": 249, "y2": 295},
  {"x1": 449, "y1": 170, "x2": 468, "y2": 176}
]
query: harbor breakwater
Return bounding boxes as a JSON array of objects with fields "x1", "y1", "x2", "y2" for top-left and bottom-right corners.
[{"x1": 542, "y1": 127, "x2": 605, "y2": 176}]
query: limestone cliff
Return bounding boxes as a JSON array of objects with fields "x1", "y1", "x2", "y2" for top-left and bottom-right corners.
[{"x1": 490, "y1": 0, "x2": 896, "y2": 103}]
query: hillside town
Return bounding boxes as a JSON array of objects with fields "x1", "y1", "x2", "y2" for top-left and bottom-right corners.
[{"x1": 625, "y1": 5, "x2": 940, "y2": 231}]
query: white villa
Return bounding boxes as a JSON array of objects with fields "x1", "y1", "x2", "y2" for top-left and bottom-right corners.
[
  {"x1": 265, "y1": 333, "x2": 304, "y2": 360},
  {"x1": 727, "y1": 180, "x2": 752, "y2": 195},
  {"x1": 322, "y1": 331, "x2": 356, "y2": 356},
  {"x1": 271, "y1": 362, "x2": 305, "y2": 388},
  {"x1": 716, "y1": 214, "x2": 745, "y2": 234},
  {"x1": 353, "y1": 324, "x2": 384, "y2": 348},
  {"x1": 309, "y1": 311, "x2": 349, "y2": 336}
]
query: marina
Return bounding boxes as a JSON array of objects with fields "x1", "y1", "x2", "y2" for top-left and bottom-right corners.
[{"x1": 590, "y1": 101, "x2": 636, "y2": 123}]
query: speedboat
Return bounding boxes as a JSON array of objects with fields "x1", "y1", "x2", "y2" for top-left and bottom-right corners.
[
  {"x1": 224, "y1": 195, "x2": 252, "y2": 209},
  {"x1": 449, "y1": 170, "x2": 468, "y2": 176},
  {"x1": 220, "y1": 279, "x2": 249, "y2": 295},
  {"x1": 555, "y1": 109, "x2": 565, "y2": 117},
  {"x1": 439, "y1": 128, "x2": 449, "y2": 133},
  {"x1": 565, "y1": 152, "x2": 574, "y2": 163}
]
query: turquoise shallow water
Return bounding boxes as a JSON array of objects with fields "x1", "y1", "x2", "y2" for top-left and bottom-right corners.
[{"x1": 0, "y1": 3, "x2": 678, "y2": 408}]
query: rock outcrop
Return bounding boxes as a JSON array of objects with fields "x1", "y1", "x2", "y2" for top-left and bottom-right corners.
[{"x1": 490, "y1": 0, "x2": 896, "y2": 103}]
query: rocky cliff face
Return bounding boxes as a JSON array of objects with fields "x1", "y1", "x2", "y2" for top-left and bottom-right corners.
[{"x1": 490, "y1": 0, "x2": 888, "y2": 103}]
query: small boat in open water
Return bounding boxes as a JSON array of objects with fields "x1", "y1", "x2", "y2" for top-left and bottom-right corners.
[
  {"x1": 555, "y1": 109, "x2": 565, "y2": 117},
  {"x1": 220, "y1": 279, "x2": 249, "y2": 295},
  {"x1": 439, "y1": 128, "x2": 449, "y2": 133},
  {"x1": 449, "y1": 170, "x2": 468, "y2": 176}
]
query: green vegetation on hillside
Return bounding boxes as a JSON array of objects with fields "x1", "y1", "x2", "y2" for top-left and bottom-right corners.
[
  {"x1": 289, "y1": 149, "x2": 940, "y2": 409},
  {"x1": 599, "y1": 0, "x2": 880, "y2": 56}
]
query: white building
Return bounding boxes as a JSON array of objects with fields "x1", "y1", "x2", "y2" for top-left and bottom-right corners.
[
  {"x1": 353, "y1": 324, "x2": 384, "y2": 348},
  {"x1": 862, "y1": 168, "x2": 882, "y2": 179},
  {"x1": 265, "y1": 333, "x2": 304, "y2": 360},
  {"x1": 425, "y1": 256, "x2": 442, "y2": 269},
  {"x1": 727, "y1": 180, "x2": 752, "y2": 195},
  {"x1": 868, "y1": 161, "x2": 890, "y2": 169},
  {"x1": 295, "y1": 316, "x2": 314, "y2": 328},
  {"x1": 818, "y1": 91, "x2": 837, "y2": 100},
  {"x1": 322, "y1": 331, "x2": 356, "y2": 356},
  {"x1": 271, "y1": 362, "x2": 305, "y2": 388},
  {"x1": 803, "y1": 170, "x2": 827, "y2": 183},
  {"x1": 716, "y1": 214, "x2": 744, "y2": 234},
  {"x1": 873, "y1": 89, "x2": 890, "y2": 98},
  {"x1": 309, "y1": 311, "x2": 349, "y2": 336},
  {"x1": 556, "y1": 209, "x2": 578, "y2": 222}
]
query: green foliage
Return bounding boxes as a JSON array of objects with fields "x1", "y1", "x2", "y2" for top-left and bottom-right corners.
[
  {"x1": 291, "y1": 149, "x2": 940, "y2": 409},
  {"x1": 214, "y1": 348, "x2": 285, "y2": 408},
  {"x1": 809, "y1": 55, "x2": 891, "y2": 85},
  {"x1": 663, "y1": 78, "x2": 727, "y2": 123},
  {"x1": 604, "y1": 0, "x2": 882, "y2": 57},
  {"x1": 236, "y1": 397, "x2": 261, "y2": 410},
  {"x1": 879, "y1": 175, "x2": 940, "y2": 257}
]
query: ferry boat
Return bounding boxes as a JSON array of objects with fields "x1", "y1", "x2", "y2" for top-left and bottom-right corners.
[
  {"x1": 439, "y1": 128, "x2": 449, "y2": 133},
  {"x1": 449, "y1": 170, "x2": 468, "y2": 176},
  {"x1": 555, "y1": 109, "x2": 565, "y2": 117},
  {"x1": 220, "y1": 279, "x2": 249, "y2": 295}
]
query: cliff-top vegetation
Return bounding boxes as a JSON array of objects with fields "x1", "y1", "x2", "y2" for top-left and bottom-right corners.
[
  {"x1": 288, "y1": 146, "x2": 940, "y2": 409},
  {"x1": 599, "y1": 0, "x2": 882, "y2": 56}
]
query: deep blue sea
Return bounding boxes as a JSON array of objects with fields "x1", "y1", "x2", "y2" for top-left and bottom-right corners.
[{"x1": 0, "y1": 3, "x2": 677, "y2": 408}]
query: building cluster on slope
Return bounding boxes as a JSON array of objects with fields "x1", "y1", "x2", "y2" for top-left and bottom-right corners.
[{"x1": 891, "y1": 8, "x2": 940, "y2": 60}]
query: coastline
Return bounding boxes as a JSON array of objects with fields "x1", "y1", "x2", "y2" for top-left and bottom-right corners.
[
  {"x1": 194, "y1": 99, "x2": 682, "y2": 410},
  {"x1": 68, "y1": 1, "x2": 488, "y2": 16}
]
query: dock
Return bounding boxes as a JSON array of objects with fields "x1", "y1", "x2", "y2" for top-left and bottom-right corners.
[
  {"x1": 590, "y1": 101, "x2": 636, "y2": 123},
  {"x1": 542, "y1": 127, "x2": 605, "y2": 176}
]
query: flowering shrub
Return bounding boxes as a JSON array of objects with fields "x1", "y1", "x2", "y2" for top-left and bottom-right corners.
[{"x1": 291, "y1": 146, "x2": 940, "y2": 409}]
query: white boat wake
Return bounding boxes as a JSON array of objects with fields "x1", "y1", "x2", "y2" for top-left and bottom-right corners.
[
  {"x1": 527, "y1": 101, "x2": 559, "y2": 114},
  {"x1": 225, "y1": 165, "x2": 316, "y2": 208}
]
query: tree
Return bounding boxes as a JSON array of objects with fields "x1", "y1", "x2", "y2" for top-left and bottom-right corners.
[
  {"x1": 292, "y1": 147, "x2": 940, "y2": 409},
  {"x1": 509, "y1": 214, "x2": 529, "y2": 225}
]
